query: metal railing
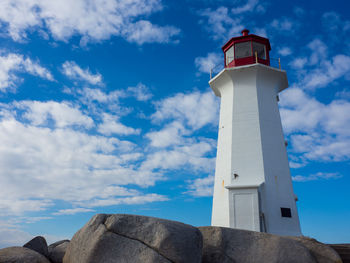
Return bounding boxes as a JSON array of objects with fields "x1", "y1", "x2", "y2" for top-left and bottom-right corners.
[{"x1": 210, "y1": 55, "x2": 282, "y2": 80}]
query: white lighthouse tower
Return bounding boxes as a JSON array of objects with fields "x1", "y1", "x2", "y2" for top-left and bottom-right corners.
[{"x1": 210, "y1": 29, "x2": 301, "y2": 236}]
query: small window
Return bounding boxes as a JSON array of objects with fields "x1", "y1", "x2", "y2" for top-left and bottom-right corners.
[
  {"x1": 252, "y1": 42, "x2": 266, "y2": 60},
  {"x1": 226, "y1": 46, "x2": 234, "y2": 66},
  {"x1": 235, "y1": 41, "x2": 252, "y2": 59},
  {"x1": 281, "y1": 207, "x2": 292, "y2": 218}
]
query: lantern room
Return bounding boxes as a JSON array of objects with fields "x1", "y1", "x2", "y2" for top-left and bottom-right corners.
[{"x1": 222, "y1": 29, "x2": 271, "y2": 68}]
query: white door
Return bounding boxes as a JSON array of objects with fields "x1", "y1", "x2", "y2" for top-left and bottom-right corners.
[{"x1": 229, "y1": 188, "x2": 260, "y2": 231}]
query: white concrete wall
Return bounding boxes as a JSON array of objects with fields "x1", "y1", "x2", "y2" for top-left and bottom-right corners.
[{"x1": 210, "y1": 64, "x2": 301, "y2": 236}]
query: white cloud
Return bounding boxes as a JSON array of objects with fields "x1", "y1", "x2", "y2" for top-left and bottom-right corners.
[
  {"x1": 322, "y1": 11, "x2": 350, "y2": 33},
  {"x1": 19, "y1": 217, "x2": 53, "y2": 224},
  {"x1": 78, "y1": 87, "x2": 123, "y2": 104},
  {"x1": 307, "y1": 39, "x2": 328, "y2": 66},
  {"x1": 142, "y1": 90, "x2": 218, "y2": 174},
  {"x1": 198, "y1": 7, "x2": 243, "y2": 41},
  {"x1": 62, "y1": 61, "x2": 102, "y2": 85},
  {"x1": 0, "y1": 114, "x2": 157, "y2": 215},
  {"x1": 151, "y1": 90, "x2": 219, "y2": 130},
  {"x1": 270, "y1": 17, "x2": 295, "y2": 32},
  {"x1": 289, "y1": 57, "x2": 307, "y2": 69},
  {"x1": 335, "y1": 89, "x2": 350, "y2": 99},
  {"x1": 289, "y1": 38, "x2": 350, "y2": 90},
  {"x1": 141, "y1": 140, "x2": 215, "y2": 173},
  {"x1": 292, "y1": 172, "x2": 343, "y2": 182},
  {"x1": 280, "y1": 87, "x2": 350, "y2": 164},
  {"x1": 146, "y1": 121, "x2": 188, "y2": 148},
  {"x1": 0, "y1": 228, "x2": 33, "y2": 248},
  {"x1": 123, "y1": 20, "x2": 180, "y2": 45},
  {"x1": 98, "y1": 113, "x2": 141, "y2": 135},
  {"x1": 0, "y1": 0, "x2": 180, "y2": 45},
  {"x1": 0, "y1": 52, "x2": 53, "y2": 92},
  {"x1": 186, "y1": 175, "x2": 214, "y2": 197},
  {"x1": 280, "y1": 87, "x2": 324, "y2": 134},
  {"x1": 195, "y1": 52, "x2": 222, "y2": 74},
  {"x1": 0, "y1": 223, "x2": 68, "y2": 248},
  {"x1": 52, "y1": 208, "x2": 95, "y2": 215},
  {"x1": 304, "y1": 54, "x2": 350, "y2": 89},
  {"x1": 278, "y1": 47, "x2": 292, "y2": 57},
  {"x1": 231, "y1": 0, "x2": 260, "y2": 14},
  {"x1": 14, "y1": 100, "x2": 94, "y2": 128},
  {"x1": 84, "y1": 194, "x2": 168, "y2": 207},
  {"x1": 0, "y1": 88, "x2": 219, "y2": 219},
  {"x1": 127, "y1": 83, "x2": 153, "y2": 101}
]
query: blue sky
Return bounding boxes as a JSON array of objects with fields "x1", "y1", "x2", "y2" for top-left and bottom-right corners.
[{"x1": 0, "y1": 0, "x2": 349, "y2": 247}]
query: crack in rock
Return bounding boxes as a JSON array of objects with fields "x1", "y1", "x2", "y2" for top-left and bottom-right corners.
[{"x1": 102, "y1": 219, "x2": 175, "y2": 263}]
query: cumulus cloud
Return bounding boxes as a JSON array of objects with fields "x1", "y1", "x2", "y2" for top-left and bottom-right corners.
[
  {"x1": 278, "y1": 47, "x2": 292, "y2": 57},
  {"x1": 280, "y1": 87, "x2": 350, "y2": 164},
  {"x1": 126, "y1": 83, "x2": 153, "y2": 101},
  {"x1": 78, "y1": 87, "x2": 123, "y2": 104},
  {"x1": 0, "y1": 88, "x2": 220, "y2": 216},
  {"x1": 0, "y1": 109, "x2": 160, "y2": 215},
  {"x1": 195, "y1": 53, "x2": 222, "y2": 74},
  {"x1": 146, "y1": 121, "x2": 188, "y2": 148},
  {"x1": 292, "y1": 172, "x2": 343, "y2": 182},
  {"x1": 270, "y1": 17, "x2": 295, "y2": 32},
  {"x1": 98, "y1": 113, "x2": 141, "y2": 135},
  {"x1": 14, "y1": 100, "x2": 94, "y2": 128},
  {"x1": 0, "y1": 0, "x2": 180, "y2": 45},
  {"x1": 322, "y1": 11, "x2": 350, "y2": 34},
  {"x1": 186, "y1": 175, "x2": 214, "y2": 197},
  {"x1": 52, "y1": 208, "x2": 95, "y2": 215},
  {"x1": 0, "y1": 228, "x2": 33, "y2": 249},
  {"x1": 304, "y1": 54, "x2": 350, "y2": 89},
  {"x1": 231, "y1": 0, "x2": 260, "y2": 14},
  {"x1": 141, "y1": 141, "x2": 215, "y2": 173},
  {"x1": 142, "y1": 90, "x2": 218, "y2": 175},
  {"x1": 288, "y1": 38, "x2": 350, "y2": 90},
  {"x1": 62, "y1": 61, "x2": 102, "y2": 85},
  {"x1": 151, "y1": 90, "x2": 219, "y2": 130},
  {"x1": 197, "y1": 0, "x2": 266, "y2": 41},
  {"x1": 122, "y1": 20, "x2": 180, "y2": 45},
  {"x1": 84, "y1": 194, "x2": 169, "y2": 207},
  {"x1": 198, "y1": 7, "x2": 243, "y2": 41},
  {"x1": 0, "y1": 53, "x2": 53, "y2": 92}
]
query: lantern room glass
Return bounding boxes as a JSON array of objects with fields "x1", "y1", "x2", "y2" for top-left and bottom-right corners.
[
  {"x1": 252, "y1": 42, "x2": 266, "y2": 60},
  {"x1": 225, "y1": 46, "x2": 234, "y2": 65},
  {"x1": 235, "y1": 41, "x2": 252, "y2": 59}
]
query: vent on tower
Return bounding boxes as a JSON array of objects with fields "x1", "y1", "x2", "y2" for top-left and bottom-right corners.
[{"x1": 222, "y1": 29, "x2": 271, "y2": 68}]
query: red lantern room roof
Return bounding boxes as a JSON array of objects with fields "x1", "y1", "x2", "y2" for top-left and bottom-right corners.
[{"x1": 222, "y1": 29, "x2": 271, "y2": 68}]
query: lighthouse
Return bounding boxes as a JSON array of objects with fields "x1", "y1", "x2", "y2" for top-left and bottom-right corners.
[{"x1": 210, "y1": 29, "x2": 301, "y2": 236}]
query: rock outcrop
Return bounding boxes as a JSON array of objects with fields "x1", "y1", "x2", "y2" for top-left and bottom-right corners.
[
  {"x1": 23, "y1": 236, "x2": 49, "y2": 258},
  {"x1": 288, "y1": 236, "x2": 342, "y2": 263},
  {"x1": 63, "y1": 214, "x2": 203, "y2": 263},
  {"x1": 1, "y1": 214, "x2": 345, "y2": 263},
  {"x1": 200, "y1": 226, "x2": 318, "y2": 263},
  {"x1": 48, "y1": 240, "x2": 70, "y2": 263},
  {"x1": 0, "y1": 246, "x2": 51, "y2": 263}
]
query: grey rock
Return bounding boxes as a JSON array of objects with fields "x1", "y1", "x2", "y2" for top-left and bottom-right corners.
[
  {"x1": 199, "y1": 226, "x2": 317, "y2": 263},
  {"x1": 23, "y1": 236, "x2": 49, "y2": 258},
  {"x1": 0, "y1": 246, "x2": 51, "y2": 263},
  {"x1": 63, "y1": 214, "x2": 203, "y2": 263},
  {"x1": 48, "y1": 240, "x2": 70, "y2": 251},
  {"x1": 288, "y1": 236, "x2": 342, "y2": 263},
  {"x1": 48, "y1": 240, "x2": 70, "y2": 263}
]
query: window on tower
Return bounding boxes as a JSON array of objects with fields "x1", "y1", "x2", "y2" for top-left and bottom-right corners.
[
  {"x1": 235, "y1": 41, "x2": 252, "y2": 59},
  {"x1": 280, "y1": 207, "x2": 292, "y2": 218},
  {"x1": 252, "y1": 42, "x2": 266, "y2": 60},
  {"x1": 225, "y1": 46, "x2": 234, "y2": 66}
]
